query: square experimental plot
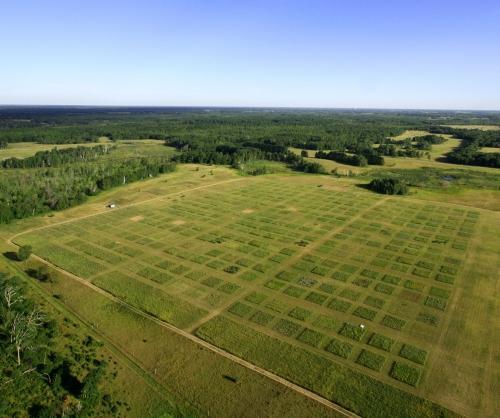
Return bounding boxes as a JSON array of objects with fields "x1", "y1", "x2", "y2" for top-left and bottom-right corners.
[{"x1": 15, "y1": 176, "x2": 478, "y2": 389}]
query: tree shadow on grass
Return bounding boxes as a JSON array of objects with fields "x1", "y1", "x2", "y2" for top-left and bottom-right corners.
[{"x1": 3, "y1": 251, "x2": 19, "y2": 261}]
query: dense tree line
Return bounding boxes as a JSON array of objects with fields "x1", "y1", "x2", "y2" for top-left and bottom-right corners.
[
  {"x1": 429, "y1": 127, "x2": 500, "y2": 168},
  {"x1": 1, "y1": 145, "x2": 114, "y2": 169},
  {"x1": 0, "y1": 158, "x2": 176, "y2": 223},
  {"x1": 316, "y1": 150, "x2": 368, "y2": 167},
  {"x1": 0, "y1": 273, "x2": 119, "y2": 416}
]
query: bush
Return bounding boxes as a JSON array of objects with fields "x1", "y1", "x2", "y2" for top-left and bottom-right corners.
[
  {"x1": 368, "y1": 178, "x2": 409, "y2": 195},
  {"x1": 17, "y1": 245, "x2": 32, "y2": 261},
  {"x1": 390, "y1": 361, "x2": 421, "y2": 386}
]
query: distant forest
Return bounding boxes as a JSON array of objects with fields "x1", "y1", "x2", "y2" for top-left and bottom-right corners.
[
  {"x1": 0, "y1": 107, "x2": 498, "y2": 166},
  {"x1": 0, "y1": 107, "x2": 499, "y2": 224}
]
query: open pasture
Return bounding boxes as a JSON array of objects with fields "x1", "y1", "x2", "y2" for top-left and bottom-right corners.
[{"x1": 13, "y1": 171, "x2": 495, "y2": 417}]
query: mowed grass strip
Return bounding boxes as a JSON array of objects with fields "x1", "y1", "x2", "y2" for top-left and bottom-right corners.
[
  {"x1": 196, "y1": 315, "x2": 459, "y2": 418},
  {"x1": 93, "y1": 271, "x2": 207, "y2": 328}
]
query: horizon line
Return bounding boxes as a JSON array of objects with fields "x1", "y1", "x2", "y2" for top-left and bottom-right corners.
[{"x1": 1, "y1": 104, "x2": 500, "y2": 113}]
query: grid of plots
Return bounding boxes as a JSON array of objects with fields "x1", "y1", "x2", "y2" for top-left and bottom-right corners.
[{"x1": 17, "y1": 178, "x2": 478, "y2": 388}]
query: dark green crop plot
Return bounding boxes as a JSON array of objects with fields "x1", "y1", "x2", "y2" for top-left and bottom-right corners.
[
  {"x1": 339, "y1": 323, "x2": 365, "y2": 341},
  {"x1": 356, "y1": 350, "x2": 386, "y2": 372},
  {"x1": 399, "y1": 344, "x2": 428, "y2": 365},
  {"x1": 368, "y1": 333, "x2": 395, "y2": 352},
  {"x1": 274, "y1": 319, "x2": 302, "y2": 337},
  {"x1": 325, "y1": 338, "x2": 354, "y2": 359},
  {"x1": 390, "y1": 362, "x2": 421, "y2": 386}
]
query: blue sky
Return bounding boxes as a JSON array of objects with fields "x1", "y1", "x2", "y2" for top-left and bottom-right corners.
[{"x1": 1, "y1": 0, "x2": 499, "y2": 109}]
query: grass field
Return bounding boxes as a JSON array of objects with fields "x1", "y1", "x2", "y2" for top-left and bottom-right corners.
[
  {"x1": 0, "y1": 141, "x2": 108, "y2": 160},
  {"x1": 443, "y1": 125, "x2": 500, "y2": 131},
  {"x1": 0, "y1": 139, "x2": 175, "y2": 161},
  {"x1": 5, "y1": 165, "x2": 498, "y2": 417}
]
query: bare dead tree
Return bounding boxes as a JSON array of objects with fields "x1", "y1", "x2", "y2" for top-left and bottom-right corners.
[
  {"x1": 3, "y1": 286, "x2": 22, "y2": 310},
  {"x1": 9, "y1": 310, "x2": 44, "y2": 366}
]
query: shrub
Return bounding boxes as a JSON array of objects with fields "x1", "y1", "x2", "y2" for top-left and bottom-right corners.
[
  {"x1": 368, "y1": 178, "x2": 409, "y2": 195},
  {"x1": 17, "y1": 245, "x2": 32, "y2": 261},
  {"x1": 390, "y1": 361, "x2": 421, "y2": 386},
  {"x1": 339, "y1": 323, "x2": 365, "y2": 341},
  {"x1": 356, "y1": 350, "x2": 386, "y2": 371},
  {"x1": 325, "y1": 338, "x2": 353, "y2": 359},
  {"x1": 399, "y1": 344, "x2": 427, "y2": 365},
  {"x1": 368, "y1": 333, "x2": 394, "y2": 352}
]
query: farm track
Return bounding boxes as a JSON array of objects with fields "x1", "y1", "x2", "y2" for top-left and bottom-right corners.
[{"x1": 6, "y1": 176, "x2": 360, "y2": 418}]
